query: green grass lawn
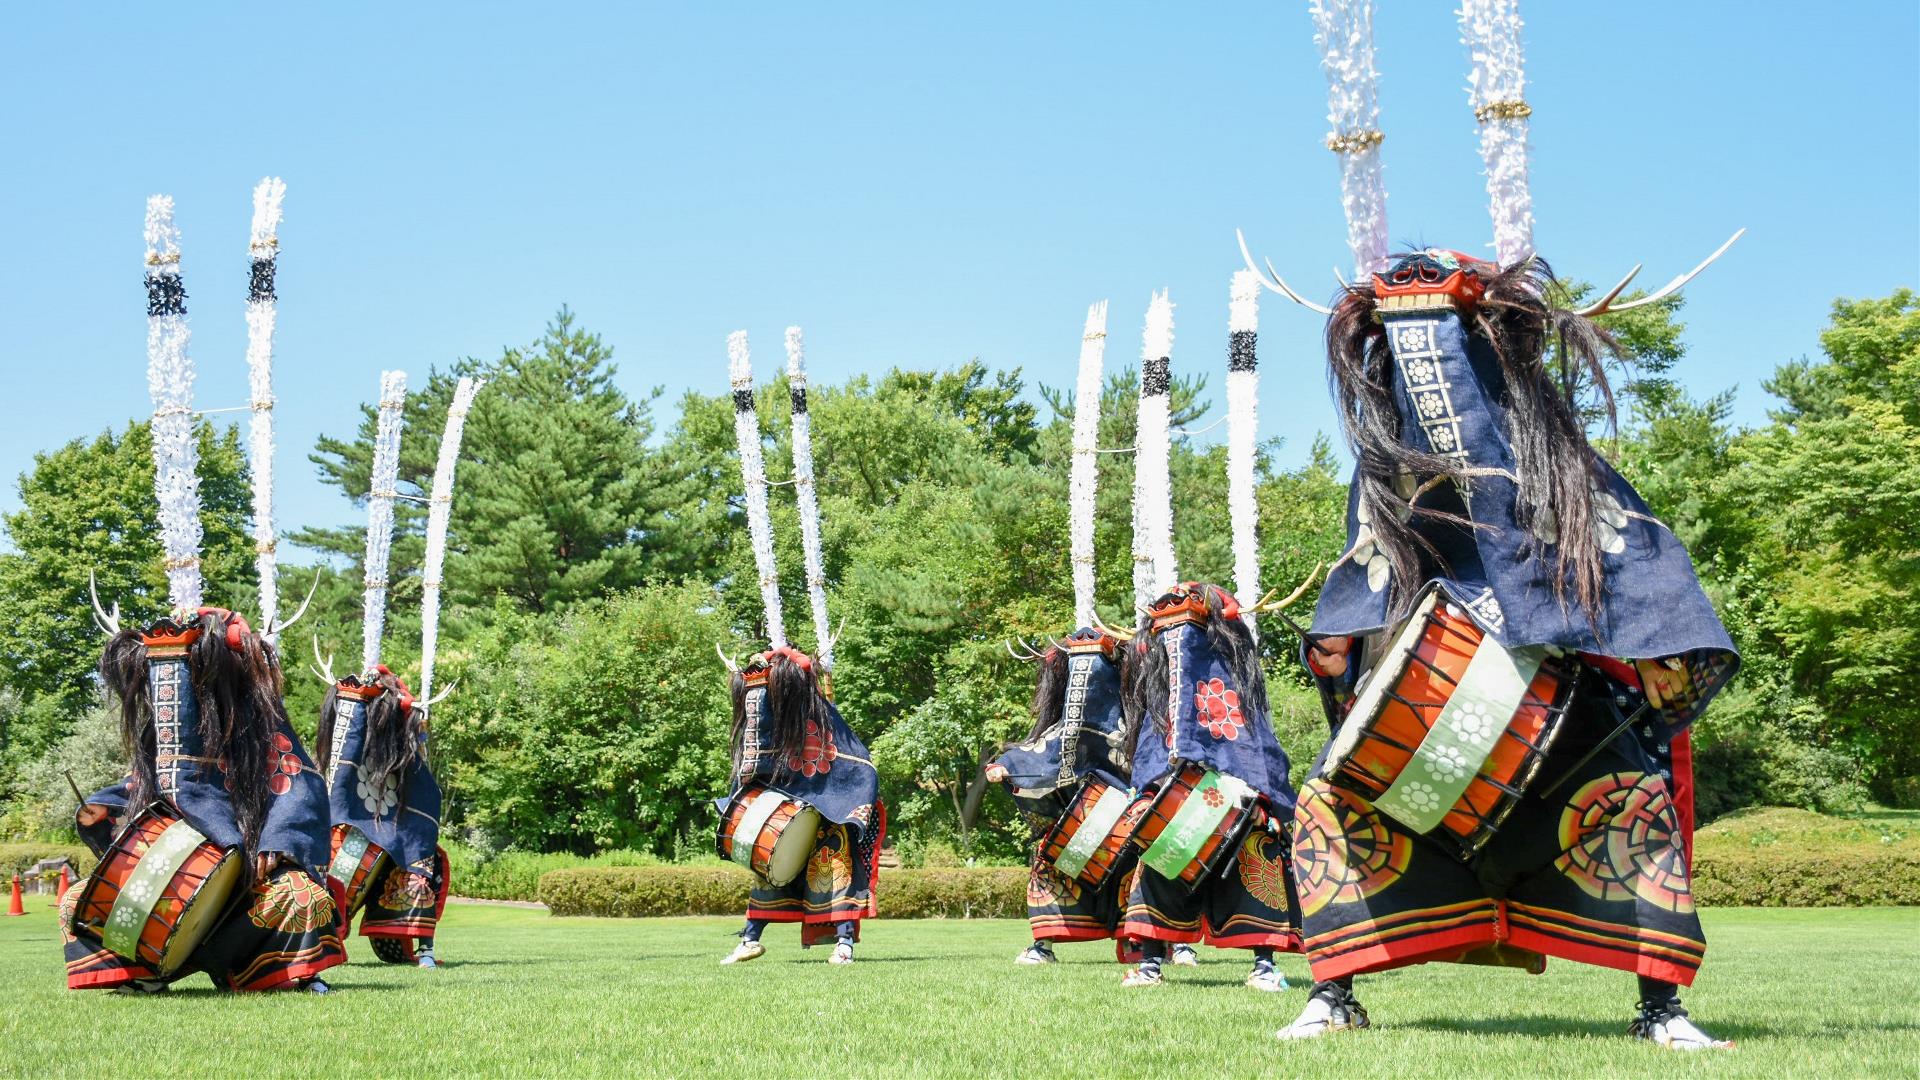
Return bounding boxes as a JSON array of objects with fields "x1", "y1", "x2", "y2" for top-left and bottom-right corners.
[{"x1": 3, "y1": 901, "x2": 1916, "y2": 1078}]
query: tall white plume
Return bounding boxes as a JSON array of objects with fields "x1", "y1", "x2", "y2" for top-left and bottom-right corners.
[
  {"x1": 1310, "y1": 0, "x2": 1391, "y2": 277},
  {"x1": 144, "y1": 195, "x2": 203, "y2": 613},
  {"x1": 784, "y1": 327, "x2": 832, "y2": 668},
  {"x1": 419, "y1": 376, "x2": 483, "y2": 713},
  {"x1": 1135, "y1": 290, "x2": 1177, "y2": 603},
  {"x1": 729, "y1": 332, "x2": 786, "y2": 648},
  {"x1": 1459, "y1": 0, "x2": 1535, "y2": 264},
  {"x1": 361, "y1": 370, "x2": 407, "y2": 671},
  {"x1": 1068, "y1": 300, "x2": 1108, "y2": 630},
  {"x1": 1226, "y1": 271, "x2": 1261, "y2": 636},
  {"x1": 245, "y1": 177, "x2": 285, "y2": 637}
]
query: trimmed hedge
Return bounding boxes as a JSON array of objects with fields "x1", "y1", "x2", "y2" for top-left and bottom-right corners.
[
  {"x1": 0, "y1": 843, "x2": 95, "y2": 879},
  {"x1": 539, "y1": 865, "x2": 1029, "y2": 918}
]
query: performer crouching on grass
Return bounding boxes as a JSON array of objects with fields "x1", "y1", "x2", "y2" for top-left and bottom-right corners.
[
  {"x1": 717, "y1": 648, "x2": 884, "y2": 965},
  {"x1": 1115, "y1": 582, "x2": 1303, "y2": 992},
  {"x1": 66, "y1": 609, "x2": 345, "y2": 993},
  {"x1": 1241, "y1": 241, "x2": 1739, "y2": 1049}
]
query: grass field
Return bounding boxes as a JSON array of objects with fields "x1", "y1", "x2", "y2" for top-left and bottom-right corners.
[{"x1": 3, "y1": 901, "x2": 1916, "y2": 1078}]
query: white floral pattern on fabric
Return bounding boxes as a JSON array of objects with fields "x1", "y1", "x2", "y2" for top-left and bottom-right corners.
[
  {"x1": 1532, "y1": 487, "x2": 1630, "y2": 555},
  {"x1": 356, "y1": 764, "x2": 401, "y2": 817},
  {"x1": 1450, "y1": 702, "x2": 1497, "y2": 746},
  {"x1": 1424, "y1": 744, "x2": 1471, "y2": 784},
  {"x1": 1400, "y1": 782, "x2": 1442, "y2": 813}
]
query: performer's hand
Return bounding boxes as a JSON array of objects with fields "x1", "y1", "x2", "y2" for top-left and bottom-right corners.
[
  {"x1": 1635, "y1": 657, "x2": 1692, "y2": 711},
  {"x1": 75, "y1": 804, "x2": 111, "y2": 827},
  {"x1": 984, "y1": 764, "x2": 1008, "y2": 783},
  {"x1": 254, "y1": 851, "x2": 285, "y2": 880},
  {"x1": 1308, "y1": 636, "x2": 1353, "y2": 678}
]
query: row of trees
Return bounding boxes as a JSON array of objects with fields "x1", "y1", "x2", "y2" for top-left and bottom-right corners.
[{"x1": 3, "y1": 290, "x2": 1913, "y2": 853}]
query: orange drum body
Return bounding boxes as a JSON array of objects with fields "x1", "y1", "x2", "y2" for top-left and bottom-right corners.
[
  {"x1": 718, "y1": 784, "x2": 822, "y2": 888},
  {"x1": 327, "y1": 824, "x2": 391, "y2": 917},
  {"x1": 1037, "y1": 773, "x2": 1144, "y2": 888},
  {"x1": 1326, "y1": 589, "x2": 1576, "y2": 861},
  {"x1": 68, "y1": 803, "x2": 243, "y2": 976},
  {"x1": 1130, "y1": 762, "x2": 1262, "y2": 890}
]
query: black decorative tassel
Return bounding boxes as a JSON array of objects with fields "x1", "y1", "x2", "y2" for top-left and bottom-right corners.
[
  {"x1": 732, "y1": 389, "x2": 756, "y2": 412},
  {"x1": 789, "y1": 387, "x2": 808, "y2": 415},
  {"x1": 1228, "y1": 331, "x2": 1257, "y2": 372},
  {"x1": 1142, "y1": 357, "x2": 1171, "y2": 396},
  {"x1": 247, "y1": 257, "x2": 277, "y2": 303}
]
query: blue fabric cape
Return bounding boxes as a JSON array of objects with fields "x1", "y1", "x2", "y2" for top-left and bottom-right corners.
[
  {"x1": 1128, "y1": 622, "x2": 1296, "y2": 813},
  {"x1": 1309, "y1": 309, "x2": 1738, "y2": 729},
  {"x1": 323, "y1": 690, "x2": 443, "y2": 870},
  {"x1": 992, "y1": 632, "x2": 1131, "y2": 819},
  {"x1": 720, "y1": 689, "x2": 881, "y2": 839}
]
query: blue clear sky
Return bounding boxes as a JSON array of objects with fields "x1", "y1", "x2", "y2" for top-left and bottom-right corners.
[{"x1": 3, "y1": 3, "x2": 1915, "y2": 538}]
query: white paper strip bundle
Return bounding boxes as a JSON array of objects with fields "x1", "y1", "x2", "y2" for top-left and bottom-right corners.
[
  {"x1": 1309, "y1": 0, "x2": 1391, "y2": 277},
  {"x1": 360, "y1": 370, "x2": 407, "y2": 671},
  {"x1": 1068, "y1": 301, "x2": 1108, "y2": 630},
  {"x1": 419, "y1": 376, "x2": 482, "y2": 712},
  {"x1": 783, "y1": 328, "x2": 832, "y2": 667},
  {"x1": 144, "y1": 195, "x2": 204, "y2": 613},
  {"x1": 729, "y1": 331, "x2": 786, "y2": 648},
  {"x1": 1226, "y1": 272, "x2": 1261, "y2": 634},
  {"x1": 1134, "y1": 291, "x2": 1177, "y2": 604},
  {"x1": 245, "y1": 178, "x2": 285, "y2": 636},
  {"x1": 1459, "y1": 0, "x2": 1535, "y2": 265}
]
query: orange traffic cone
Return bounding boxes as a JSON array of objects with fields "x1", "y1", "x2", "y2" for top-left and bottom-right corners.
[
  {"x1": 5, "y1": 874, "x2": 23, "y2": 916},
  {"x1": 56, "y1": 865, "x2": 72, "y2": 901}
]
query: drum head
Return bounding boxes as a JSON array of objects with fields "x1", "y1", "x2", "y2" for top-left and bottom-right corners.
[
  {"x1": 155, "y1": 849, "x2": 244, "y2": 976},
  {"x1": 1327, "y1": 589, "x2": 1442, "y2": 769},
  {"x1": 763, "y1": 806, "x2": 821, "y2": 887}
]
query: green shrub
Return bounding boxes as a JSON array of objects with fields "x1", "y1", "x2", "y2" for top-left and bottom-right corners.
[
  {"x1": 539, "y1": 865, "x2": 1029, "y2": 918},
  {"x1": 0, "y1": 843, "x2": 94, "y2": 879},
  {"x1": 445, "y1": 843, "x2": 694, "y2": 901},
  {"x1": 1691, "y1": 806, "x2": 1919, "y2": 906}
]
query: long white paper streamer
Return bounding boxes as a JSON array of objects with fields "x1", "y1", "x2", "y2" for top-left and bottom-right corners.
[
  {"x1": 729, "y1": 332, "x2": 786, "y2": 648},
  {"x1": 419, "y1": 376, "x2": 482, "y2": 713},
  {"x1": 1136, "y1": 290, "x2": 1177, "y2": 602},
  {"x1": 1459, "y1": 0, "x2": 1535, "y2": 265},
  {"x1": 1226, "y1": 271, "x2": 1261, "y2": 636},
  {"x1": 361, "y1": 370, "x2": 407, "y2": 671},
  {"x1": 144, "y1": 195, "x2": 203, "y2": 613},
  {"x1": 1310, "y1": 0, "x2": 1391, "y2": 277},
  {"x1": 1069, "y1": 301, "x2": 1108, "y2": 629},
  {"x1": 245, "y1": 178, "x2": 284, "y2": 636},
  {"x1": 783, "y1": 328, "x2": 833, "y2": 668}
]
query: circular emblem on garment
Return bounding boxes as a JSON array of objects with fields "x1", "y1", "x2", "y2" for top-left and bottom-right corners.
[
  {"x1": 1554, "y1": 771, "x2": 1694, "y2": 913},
  {"x1": 806, "y1": 828, "x2": 854, "y2": 894},
  {"x1": 379, "y1": 867, "x2": 436, "y2": 911},
  {"x1": 1027, "y1": 859, "x2": 1080, "y2": 908},
  {"x1": 1290, "y1": 780, "x2": 1412, "y2": 917},
  {"x1": 1236, "y1": 824, "x2": 1291, "y2": 910}
]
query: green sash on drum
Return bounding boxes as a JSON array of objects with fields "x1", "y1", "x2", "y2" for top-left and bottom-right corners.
[
  {"x1": 1142, "y1": 771, "x2": 1251, "y2": 879},
  {"x1": 328, "y1": 825, "x2": 372, "y2": 886},
  {"x1": 102, "y1": 818, "x2": 206, "y2": 961},
  {"x1": 729, "y1": 789, "x2": 786, "y2": 870},
  {"x1": 1053, "y1": 785, "x2": 1131, "y2": 879},
  {"x1": 1374, "y1": 642, "x2": 1545, "y2": 834}
]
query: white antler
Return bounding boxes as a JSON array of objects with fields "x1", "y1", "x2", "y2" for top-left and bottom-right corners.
[
  {"x1": 1575, "y1": 229, "x2": 1745, "y2": 318},
  {"x1": 88, "y1": 570, "x2": 122, "y2": 636},
  {"x1": 310, "y1": 634, "x2": 337, "y2": 687},
  {"x1": 267, "y1": 569, "x2": 320, "y2": 637},
  {"x1": 714, "y1": 642, "x2": 741, "y2": 674},
  {"x1": 1236, "y1": 230, "x2": 1335, "y2": 316}
]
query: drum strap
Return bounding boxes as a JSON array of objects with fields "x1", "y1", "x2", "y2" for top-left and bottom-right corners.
[
  {"x1": 729, "y1": 790, "x2": 787, "y2": 869},
  {"x1": 1053, "y1": 786, "x2": 1132, "y2": 879},
  {"x1": 102, "y1": 818, "x2": 208, "y2": 961},
  {"x1": 1142, "y1": 772, "x2": 1252, "y2": 879},
  {"x1": 1375, "y1": 643, "x2": 1545, "y2": 835}
]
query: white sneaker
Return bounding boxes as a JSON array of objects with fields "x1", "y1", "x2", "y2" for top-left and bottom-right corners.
[
  {"x1": 1016, "y1": 943, "x2": 1058, "y2": 965},
  {"x1": 1277, "y1": 989, "x2": 1369, "y2": 1040},
  {"x1": 1171, "y1": 944, "x2": 1200, "y2": 967},
  {"x1": 721, "y1": 940, "x2": 766, "y2": 965},
  {"x1": 1632, "y1": 1007, "x2": 1733, "y2": 1051},
  {"x1": 1246, "y1": 966, "x2": 1288, "y2": 992},
  {"x1": 829, "y1": 942, "x2": 854, "y2": 965},
  {"x1": 1120, "y1": 965, "x2": 1164, "y2": 987},
  {"x1": 416, "y1": 949, "x2": 438, "y2": 970}
]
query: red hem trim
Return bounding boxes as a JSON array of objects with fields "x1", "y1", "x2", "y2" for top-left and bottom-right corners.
[
  {"x1": 360, "y1": 924, "x2": 435, "y2": 940},
  {"x1": 68, "y1": 967, "x2": 142, "y2": 990},
  {"x1": 1505, "y1": 926, "x2": 1698, "y2": 986},
  {"x1": 1308, "y1": 924, "x2": 1496, "y2": 981},
  {"x1": 233, "y1": 950, "x2": 346, "y2": 992},
  {"x1": 1033, "y1": 927, "x2": 1116, "y2": 943},
  {"x1": 1121, "y1": 923, "x2": 1205, "y2": 946},
  {"x1": 1208, "y1": 930, "x2": 1302, "y2": 952}
]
